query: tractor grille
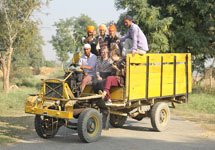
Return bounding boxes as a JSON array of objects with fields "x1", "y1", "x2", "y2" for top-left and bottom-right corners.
[{"x1": 45, "y1": 82, "x2": 63, "y2": 98}]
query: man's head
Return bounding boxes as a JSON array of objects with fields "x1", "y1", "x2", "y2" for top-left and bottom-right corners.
[
  {"x1": 84, "y1": 44, "x2": 91, "y2": 57},
  {"x1": 99, "y1": 24, "x2": 106, "y2": 37},
  {"x1": 108, "y1": 25, "x2": 117, "y2": 38},
  {"x1": 87, "y1": 26, "x2": 95, "y2": 36},
  {"x1": 124, "y1": 15, "x2": 133, "y2": 28}
]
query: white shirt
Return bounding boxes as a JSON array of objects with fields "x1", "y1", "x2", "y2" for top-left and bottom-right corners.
[{"x1": 78, "y1": 53, "x2": 97, "y2": 77}]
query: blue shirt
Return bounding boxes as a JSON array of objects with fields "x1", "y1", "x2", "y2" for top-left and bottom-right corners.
[
  {"x1": 78, "y1": 53, "x2": 97, "y2": 77},
  {"x1": 120, "y1": 23, "x2": 149, "y2": 51}
]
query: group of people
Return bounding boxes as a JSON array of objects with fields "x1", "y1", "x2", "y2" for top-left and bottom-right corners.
[{"x1": 78, "y1": 15, "x2": 149, "y2": 105}]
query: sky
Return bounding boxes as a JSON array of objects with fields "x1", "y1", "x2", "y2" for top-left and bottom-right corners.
[{"x1": 38, "y1": 0, "x2": 124, "y2": 61}]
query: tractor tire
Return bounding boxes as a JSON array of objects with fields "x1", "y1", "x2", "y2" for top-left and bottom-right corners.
[
  {"x1": 151, "y1": 102, "x2": 170, "y2": 132},
  {"x1": 109, "y1": 114, "x2": 127, "y2": 128},
  {"x1": 77, "y1": 108, "x2": 102, "y2": 143},
  {"x1": 35, "y1": 115, "x2": 59, "y2": 139}
]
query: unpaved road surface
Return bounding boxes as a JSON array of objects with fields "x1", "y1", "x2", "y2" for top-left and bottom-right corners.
[{"x1": 1, "y1": 116, "x2": 215, "y2": 150}]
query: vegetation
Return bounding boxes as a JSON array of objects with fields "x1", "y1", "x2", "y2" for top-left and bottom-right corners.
[
  {"x1": 114, "y1": 0, "x2": 215, "y2": 75},
  {"x1": 0, "y1": 88, "x2": 37, "y2": 145},
  {"x1": 0, "y1": 0, "x2": 49, "y2": 93},
  {"x1": 50, "y1": 14, "x2": 97, "y2": 63}
]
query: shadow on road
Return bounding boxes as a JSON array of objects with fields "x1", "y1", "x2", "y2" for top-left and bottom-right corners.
[{"x1": 0, "y1": 115, "x2": 34, "y2": 144}]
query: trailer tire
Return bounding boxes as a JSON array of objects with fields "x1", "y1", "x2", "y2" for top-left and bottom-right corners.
[
  {"x1": 151, "y1": 102, "x2": 170, "y2": 132},
  {"x1": 109, "y1": 114, "x2": 127, "y2": 128},
  {"x1": 77, "y1": 108, "x2": 102, "y2": 143},
  {"x1": 35, "y1": 115, "x2": 59, "y2": 139}
]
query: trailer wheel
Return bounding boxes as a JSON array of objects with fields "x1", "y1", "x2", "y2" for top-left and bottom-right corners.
[
  {"x1": 77, "y1": 108, "x2": 102, "y2": 143},
  {"x1": 151, "y1": 102, "x2": 170, "y2": 132},
  {"x1": 109, "y1": 114, "x2": 127, "y2": 128},
  {"x1": 35, "y1": 115, "x2": 59, "y2": 138}
]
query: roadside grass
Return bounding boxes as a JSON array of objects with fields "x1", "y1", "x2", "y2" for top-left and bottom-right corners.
[
  {"x1": 174, "y1": 93, "x2": 215, "y2": 114},
  {"x1": 171, "y1": 91, "x2": 215, "y2": 138},
  {"x1": 0, "y1": 85, "x2": 38, "y2": 145},
  {"x1": 0, "y1": 67, "x2": 63, "y2": 146}
]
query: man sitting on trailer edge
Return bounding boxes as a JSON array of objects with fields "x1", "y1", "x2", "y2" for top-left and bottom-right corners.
[
  {"x1": 116, "y1": 15, "x2": 149, "y2": 57},
  {"x1": 79, "y1": 44, "x2": 97, "y2": 92}
]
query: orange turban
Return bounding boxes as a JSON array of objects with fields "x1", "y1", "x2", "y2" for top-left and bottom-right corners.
[
  {"x1": 87, "y1": 26, "x2": 95, "y2": 32},
  {"x1": 108, "y1": 25, "x2": 117, "y2": 32},
  {"x1": 99, "y1": 24, "x2": 107, "y2": 30}
]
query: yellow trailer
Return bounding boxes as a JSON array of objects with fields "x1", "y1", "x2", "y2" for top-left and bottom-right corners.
[{"x1": 25, "y1": 53, "x2": 192, "y2": 143}]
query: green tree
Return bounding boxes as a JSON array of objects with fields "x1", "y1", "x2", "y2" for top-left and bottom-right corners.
[
  {"x1": 115, "y1": 0, "x2": 173, "y2": 53},
  {"x1": 12, "y1": 26, "x2": 45, "y2": 77},
  {"x1": 0, "y1": 0, "x2": 48, "y2": 93},
  {"x1": 50, "y1": 14, "x2": 97, "y2": 63},
  {"x1": 148, "y1": 0, "x2": 215, "y2": 72}
]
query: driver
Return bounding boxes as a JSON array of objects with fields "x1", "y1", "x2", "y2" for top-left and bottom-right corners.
[{"x1": 79, "y1": 44, "x2": 97, "y2": 92}]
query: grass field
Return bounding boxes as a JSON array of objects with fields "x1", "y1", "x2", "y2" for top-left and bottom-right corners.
[
  {"x1": 0, "y1": 87, "x2": 38, "y2": 145},
  {"x1": 0, "y1": 67, "x2": 64, "y2": 146},
  {"x1": 171, "y1": 91, "x2": 215, "y2": 138}
]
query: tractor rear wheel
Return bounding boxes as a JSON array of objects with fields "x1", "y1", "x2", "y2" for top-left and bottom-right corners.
[{"x1": 151, "y1": 102, "x2": 170, "y2": 132}]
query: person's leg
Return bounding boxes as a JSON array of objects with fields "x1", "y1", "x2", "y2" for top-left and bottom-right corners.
[
  {"x1": 124, "y1": 38, "x2": 133, "y2": 50},
  {"x1": 136, "y1": 49, "x2": 146, "y2": 55},
  {"x1": 104, "y1": 76, "x2": 118, "y2": 100},
  {"x1": 122, "y1": 39, "x2": 133, "y2": 56},
  {"x1": 92, "y1": 78, "x2": 99, "y2": 93},
  {"x1": 81, "y1": 75, "x2": 92, "y2": 92}
]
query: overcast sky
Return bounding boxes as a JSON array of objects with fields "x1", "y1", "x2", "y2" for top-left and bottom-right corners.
[{"x1": 38, "y1": 0, "x2": 124, "y2": 61}]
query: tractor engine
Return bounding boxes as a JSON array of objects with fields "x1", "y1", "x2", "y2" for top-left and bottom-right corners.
[{"x1": 64, "y1": 64, "x2": 84, "y2": 97}]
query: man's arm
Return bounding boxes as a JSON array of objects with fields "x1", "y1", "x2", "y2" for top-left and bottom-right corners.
[
  {"x1": 119, "y1": 30, "x2": 130, "y2": 42},
  {"x1": 132, "y1": 26, "x2": 138, "y2": 52},
  {"x1": 80, "y1": 65, "x2": 92, "y2": 70},
  {"x1": 79, "y1": 56, "x2": 92, "y2": 70}
]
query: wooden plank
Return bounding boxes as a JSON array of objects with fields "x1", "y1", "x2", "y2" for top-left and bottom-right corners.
[
  {"x1": 129, "y1": 53, "x2": 188, "y2": 64},
  {"x1": 162, "y1": 84, "x2": 174, "y2": 96},
  {"x1": 130, "y1": 65, "x2": 146, "y2": 74},
  {"x1": 149, "y1": 65, "x2": 161, "y2": 73},
  {"x1": 176, "y1": 83, "x2": 186, "y2": 94},
  {"x1": 129, "y1": 54, "x2": 147, "y2": 64},
  {"x1": 148, "y1": 55, "x2": 162, "y2": 63},
  {"x1": 148, "y1": 85, "x2": 161, "y2": 97},
  {"x1": 163, "y1": 77, "x2": 174, "y2": 84},
  {"x1": 110, "y1": 87, "x2": 124, "y2": 100}
]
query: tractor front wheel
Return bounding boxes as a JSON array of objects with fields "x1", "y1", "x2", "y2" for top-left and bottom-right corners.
[
  {"x1": 77, "y1": 108, "x2": 102, "y2": 143},
  {"x1": 35, "y1": 115, "x2": 60, "y2": 138}
]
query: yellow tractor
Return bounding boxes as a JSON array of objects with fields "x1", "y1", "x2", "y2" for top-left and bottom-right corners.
[{"x1": 25, "y1": 53, "x2": 192, "y2": 143}]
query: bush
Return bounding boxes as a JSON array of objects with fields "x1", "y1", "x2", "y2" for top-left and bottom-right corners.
[
  {"x1": 44, "y1": 60, "x2": 56, "y2": 67},
  {"x1": 13, "y1": 77, "x2": 41, "y2": 89}
]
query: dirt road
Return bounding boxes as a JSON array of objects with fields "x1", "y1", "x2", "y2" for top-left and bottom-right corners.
[{"x1": 1, "y1": 116, "x2": 214, "y2": 150}]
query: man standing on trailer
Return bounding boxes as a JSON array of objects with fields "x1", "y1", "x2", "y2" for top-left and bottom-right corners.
[
  {"x1": 82, "y1": 26, "x2": 98, "y2": 56},
  {"x1": 116, "y1": 15, "x2": 149, "y2": 57}
]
